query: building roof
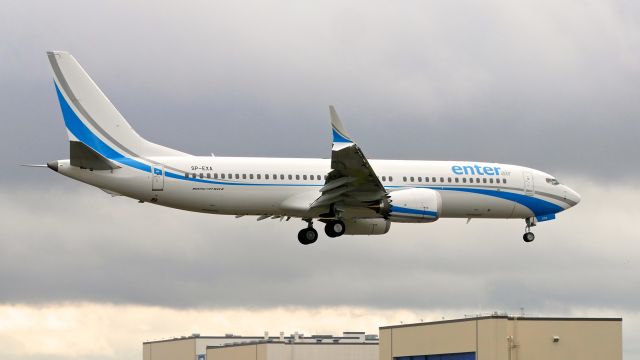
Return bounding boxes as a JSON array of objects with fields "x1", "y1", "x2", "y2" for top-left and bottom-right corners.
[
  {"x1": 379, "y1": 315, "x2": 623, "y2": 330},
  {"x1": 206, "y1": 341, "x2": 379, "y2": 350},
  {"x1": 144, "y1": 332, "x2": 377, "y2": 344}
]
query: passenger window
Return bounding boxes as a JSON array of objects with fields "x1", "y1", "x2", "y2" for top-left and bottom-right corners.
[
  {"x1": 489, "y1": 178, "x2": 494, "y2": 184},
  {"x1": 462, "y1": 178, "x2": 467, "y2": 183},
  {"x1": 483, "y1": 178, "x2": 487, "y2": 183},
  {"x1": 425, "y1": 177, "x2": 429, "y2": 183},
  {"x1": 249, "y1": 174, "x2": 254, "y2": 179},
  {"x1": 228, "y1": 173, "x2": 232, "y2": 179},
  {"x1": 199, "y1": 173, "x2": 203, "y2": 179},
  {"x1": 257, "y1": 174, "x2": 261, "y2": 180},
  {"x1": 448, "y1": 177, "x2": 452, "y2": 183},
  {"x1": 317, "y1": 175, "x2": 322, "y2": 180},
  {"x1": 281, "y1": 175, "x2": 285, "y2": 180},
  {"x1": 440, "y1": 177, "x2": 444, "y2": 183},
  {"x1": 206, "y1": 173, "x2": 211, "y2": 179},
  {"x1": 303, "y1": 175, "x2": 307, "y2": 180},
  {"x1": 476, "y1": 178, "x2": 480, "y2": 183},
  {"x1": 403, "y1": 176, "x2": 407, "y2": 182},
  {"x1": 503, "y1": 179, "x2": 507, "y2": 184},
  {"x1": 432, "y1": 177, "x2": 436, "y2": 182},
  {"x1": 273, "y1": 174, "x2": 277, "y2": 179},
  {"x1": 221, "y1": 173, "x2": 225, "y2": 179},
  {"x1": 455, "y1": 178, "x2": 459, "y2": 183},
  {"x1": 418, "y1": 177, "x2": 422, "y2": 182},
  {"x1": 184, "y1": 172, "x2": 189, "y2": 178},
  {"x1": 214, "y1": 173, "x2": 218, "y2": 179},
  {"x1": 288, "y1": 175, "x2": 293, "y2": 180},
  {"x1": 235, "y1": 174, "x2": 239, "y2": 179},
  {"x1": 265, "y1": 174, "x2": 269, "y2": 180},
  {"x1": 410, "y1": 176, "x2": 414, "y2": 182},
  {"x1": 469, "y1": 178, "x2": 474, "y2": 183},
  {"x1": 389, "y1": 176, "x2": 393, "y2": 181},
  {"x1": 296, "y1": 175, "x2": 300, "y2": 180}
]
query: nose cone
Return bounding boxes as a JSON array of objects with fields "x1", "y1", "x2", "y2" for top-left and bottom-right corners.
[{"x1": 566, "y1": 187, "x2": 581, "y2": 207}]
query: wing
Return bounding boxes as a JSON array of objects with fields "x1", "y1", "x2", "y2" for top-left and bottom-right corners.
[{"x1": 310, "y1": 106, "x2": 388, "y2": 213}]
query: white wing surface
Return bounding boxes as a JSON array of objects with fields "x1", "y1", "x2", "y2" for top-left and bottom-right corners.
[{"x1": 311, "y1": 106, "x2": 388, "y2": 212}]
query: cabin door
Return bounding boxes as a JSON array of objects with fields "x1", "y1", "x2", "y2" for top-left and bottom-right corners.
[
  {"x1": 523, "y1": 171, "x2": 534, "y2": 196},
  {"x1": 152, "y1": 165, "x2": 164, "y2": 191}
]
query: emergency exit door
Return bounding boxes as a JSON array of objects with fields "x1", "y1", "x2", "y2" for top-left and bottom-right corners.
[{"x1": 152, "y1": 165, "x2": 164, "y2": 191}]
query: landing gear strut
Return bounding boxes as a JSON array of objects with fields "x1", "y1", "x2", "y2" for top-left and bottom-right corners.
[
  {"x1": 523, "y1": 217, "x2": 536, "y2": 243},
  {"x1": 324, "y1": 220, "x2": 346, "y2": 238},
  {"x1": 298, "y1": 220, "x2": 318, "y2": 245}
]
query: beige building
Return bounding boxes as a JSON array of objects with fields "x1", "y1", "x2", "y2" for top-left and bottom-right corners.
[
  {"x1": 379, "y1": 315, "x2": 622, "y2": 360},
  {"x1": 143, "y1": 331, "x2": 378, "y2": 360},
  {"x1": 206, "y1": 342, "x2": 378, "y2": 360}
]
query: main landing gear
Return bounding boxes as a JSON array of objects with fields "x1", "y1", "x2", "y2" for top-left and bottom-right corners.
[
  {"x1": 298, "y1": 220, "x2": 318, "y2": 245},
  {"x1": 324, "y1": 220, "x2": 346, "y2": 238},
  {"x1": 298, "y1": 219, "x2": 346, "y2": 245},
  {"x1": 523, "y1": 217, "x2": 536, "y2": 243}
]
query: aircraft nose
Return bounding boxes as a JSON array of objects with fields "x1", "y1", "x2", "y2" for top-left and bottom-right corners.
[{"x1": 566, "y1": 187, "x2": 581, "y2": 206}]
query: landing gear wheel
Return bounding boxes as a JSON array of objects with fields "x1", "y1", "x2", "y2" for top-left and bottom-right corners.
[
  {"x1": 298, "y1": 227, "x2": 318, "y2": 245},
  {"x1": 523, "y1": 232, "x2": 535, "y2": 243},
  {"x1": 523, "y1": 217, "x2": 536, "y2": 243},
  {"x1": 325, "y1": 220, "x2": 346, "y2": 238}
]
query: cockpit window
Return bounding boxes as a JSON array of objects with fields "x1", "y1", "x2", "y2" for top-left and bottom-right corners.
[{"x1": 546, "y1": 178, "x2": 560, "y2": 185}]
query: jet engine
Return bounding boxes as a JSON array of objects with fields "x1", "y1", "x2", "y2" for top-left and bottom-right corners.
[
  {"x1": 343, "y1": 218, "x2": 391, "y2": 235},
  {"x1": 373, "y1": 188, "x2": 442, "y2": 223}
]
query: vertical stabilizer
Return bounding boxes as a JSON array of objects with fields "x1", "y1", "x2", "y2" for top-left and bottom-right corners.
[{"x1": 47, "y1": 51, "x2": 188, "y2": 161}]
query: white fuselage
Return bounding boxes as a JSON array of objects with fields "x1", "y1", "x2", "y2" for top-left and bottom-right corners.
[{"x1": 54, "y1": 156, "x2": 580, "y2": 222}]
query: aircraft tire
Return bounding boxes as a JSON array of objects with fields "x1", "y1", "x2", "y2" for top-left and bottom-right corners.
[
  {"x1": 298, "y1": 228, "x2": 318, "y2": 245},
  {"x1": 325, "y1": 220, "x2": 346, "y2": 238},
  {"x1": 523, "y1": 232, "x2": 535, "y2": 243}
]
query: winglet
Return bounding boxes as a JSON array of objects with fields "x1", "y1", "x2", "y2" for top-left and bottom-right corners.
[{"x1": 330, "y1": 106, "x2": 353, "y2": 144}]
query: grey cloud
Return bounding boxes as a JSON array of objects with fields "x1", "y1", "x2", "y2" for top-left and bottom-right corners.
[{"x1": 2, "y1": 1, "x2": 640, "y2": 183}]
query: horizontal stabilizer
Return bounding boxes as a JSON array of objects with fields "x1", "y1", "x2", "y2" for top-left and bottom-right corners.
[{"x1": 70, "y1": 141, "x2": 120, "y2": 170}]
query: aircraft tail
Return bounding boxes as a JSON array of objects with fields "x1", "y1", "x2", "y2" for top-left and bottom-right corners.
[{"x1": 47, "y1": 51, "x2": 188, "y2": 166}]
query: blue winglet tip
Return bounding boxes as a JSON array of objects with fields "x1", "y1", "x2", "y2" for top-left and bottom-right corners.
[{"x1": 332, "y1": 128, "x2": 352, "y2": 143}]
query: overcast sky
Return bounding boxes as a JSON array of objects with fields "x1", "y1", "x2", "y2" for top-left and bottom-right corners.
[{"x1": 1, "y1": 1, "x2": 639, "y2": 359}]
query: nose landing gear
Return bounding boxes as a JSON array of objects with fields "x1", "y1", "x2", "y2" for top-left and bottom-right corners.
[{"x1": 523, "y1": 217, "x2": 536, "y2": 243}]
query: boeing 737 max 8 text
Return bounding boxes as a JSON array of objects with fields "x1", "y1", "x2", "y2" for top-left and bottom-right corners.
[{"x1": 39, "y1": 51, "x2": 581, "y2": 244}]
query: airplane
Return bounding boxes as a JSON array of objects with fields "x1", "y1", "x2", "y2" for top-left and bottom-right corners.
[{"x1": 40, "y1": 51, "x2": 581, "y2": 245}]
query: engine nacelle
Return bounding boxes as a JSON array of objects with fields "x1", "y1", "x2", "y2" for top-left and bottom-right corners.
[
  {"x1": 343, "y1": 218, "x2": 391, "y2": 235},
  {"x1": 385, "y1": 188, "x2": 442, "y2": 223}
]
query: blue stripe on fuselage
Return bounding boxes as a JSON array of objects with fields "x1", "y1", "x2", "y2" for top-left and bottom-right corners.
[
  {"x1": 53, "y1": 81, "x2": 566, "y2": 216},
  {"x1": 427, "y1": 186, "x2": 563, "y2": 217},
  {"x1": 390, "y1": 205, "x2": 438, "y2": 217}
]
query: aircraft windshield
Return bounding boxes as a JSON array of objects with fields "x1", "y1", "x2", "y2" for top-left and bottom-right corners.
[{"x1": 546, "y1": 178, "x2": 560, "y2": 185}]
